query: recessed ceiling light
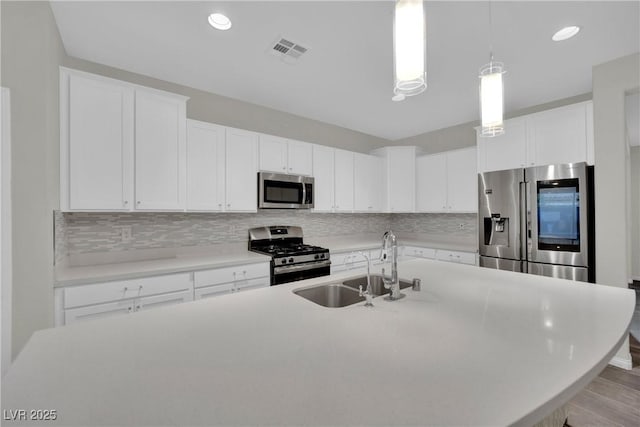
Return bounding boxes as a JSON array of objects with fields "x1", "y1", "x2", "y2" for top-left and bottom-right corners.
[
  {"x1": 552, "y1": 26, "x2": 580, "y2": 42},
  {"x1": 208, "y1": 13, "x2": 232, "y2": 31}
]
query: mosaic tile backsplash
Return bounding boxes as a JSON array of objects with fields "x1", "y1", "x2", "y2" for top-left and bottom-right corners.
[{"x1": 54, "y1": 211, "x2": 476, "y2": 262}]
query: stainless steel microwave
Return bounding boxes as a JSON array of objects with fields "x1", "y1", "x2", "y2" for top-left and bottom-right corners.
[{"x1": 258, "y1": 172, "x2": 314, "y2": 209}]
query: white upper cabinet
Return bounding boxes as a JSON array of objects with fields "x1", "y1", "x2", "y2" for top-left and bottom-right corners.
[
  {"x1": 134, "y1": 89, "x2": 187, "y2": 210},
  {"x1": 259, "y1": 134, "x2": 288, "y2": 174},
  {"x1": 477, "y1": 117, "x2": 528, "y2": 172},
  {"x1": 259, "y1": 135, "x2": 313, "y2": 176},
  {"x1": 60, "y1": 68, "x2": 188, "y2": 212},
  {"x1": 225, "y1": 128, "x2": 259, "y2": 212},
  {"x1": 446, "y1": 147, "x2": 477, "y2": 212},
  {"x1": 312, "y1": 144, "x2": 335, "y2": 212},
  {"x1": 186, "y1": 120, "x2": 226, "y2": 211},
  {"x1": 416, "y1": 153, "x2": 447, "y2": 212},
  {"x1": 334, "y1": 149, "x2": 355, "y2": 212},
  {"x1": 527, "y1": 102, "x2": 591, "y2": 167},
  {"x1": 476, "y1": 101, "x2": 594, "y2": 173},
  {"x1": 62, "y1": 70, "x2": 134, "y2": 210},
  {"x1": 287, "y1": 139, "x2": 313, "y2": 175},
  {"x1": 373, "y1": 146, "x2": 416, "y2": 212},
  {"x1": 417, "y1": 147, "x2": 477, "y2": 213},
  {"x1": 354, "y1": 153, "x2": 382, "y2": 212}
]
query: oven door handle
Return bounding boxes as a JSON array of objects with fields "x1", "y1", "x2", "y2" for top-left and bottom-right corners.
[{"x1": 273, "y1": 260, "x2": 331, "y2": 275}]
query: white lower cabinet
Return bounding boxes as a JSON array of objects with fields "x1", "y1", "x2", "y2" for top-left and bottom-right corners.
[
  {"x1": 402, "y1": 246, "x2": 436, "y2": 259},
  {"x1": 194, "y1": 262, "x2": 270, "y2": 300},
  {"x1": 399, "y1": 246, "x2": 477, "y2": 266},
  {"x1": 64, "y1": 300, "x2": 135, "y2": 324},
  {"x1": 330, "y1": 250, "x2": 382, "y2": 274},
  {"x1": 435, "y1": 249, "x2": 477, "y2": 266},
  {"x1": 135, "y1": 290, "x2": 194, "y2": 312},
  {"x1": 57, "y1": 262, "x2": 272, "y2": 326},
  {"x1": 59, "y1": 272, "x2": 193, "y2": 326}
]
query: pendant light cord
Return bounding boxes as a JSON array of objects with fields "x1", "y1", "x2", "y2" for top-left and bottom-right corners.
[{"x1": 489, "y1": 1, "x2": 494, "y2": 63}]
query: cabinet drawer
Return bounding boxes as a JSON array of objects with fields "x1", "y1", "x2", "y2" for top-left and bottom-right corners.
[
  {"x1": 435, "y1": 250, "x2": 477, "y2": 265},
  {"x1": 64, "y1": 272, "x2": 191, "y2": 309},
  {"x1": 194, "y1": 262, "x2": 269, "y2": 287},
  {"x1": 194, "y1": 282, "x2": 235, "y2": 300},
  {"x1": 403, "y1": 246, "x2": 436, "y2": 259},
  {"x1": 236, "y1": 277, "x2": 270, "y2": 292},
  {"x1": 65, "y1": 300, "x2": 134, "y2": 324},
  {"x1": 136, "y1": 289, "x2": 193, "y2": 312}
]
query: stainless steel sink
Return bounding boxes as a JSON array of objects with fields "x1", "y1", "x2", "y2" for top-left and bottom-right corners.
[
  {"x1": 342, "y1": 275, "x2": 413, "y2": 296},
  {"x1": 293, "y1": 283, "x2": 365, "y2": 308}
]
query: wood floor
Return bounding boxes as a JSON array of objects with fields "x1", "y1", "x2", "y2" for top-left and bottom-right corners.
[{"x1": 566, "y1": 334, "x2": 640, "y2": 427}]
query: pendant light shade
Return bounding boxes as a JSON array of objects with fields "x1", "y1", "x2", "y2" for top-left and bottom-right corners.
[
  {"x1": 393, "y1": 0, "x2": 426, "y2": 98},
  {"x1": 478, "y1": 1, "x2": 505, "y2": 137},
  {"x1": 479, "y1": 60, "x2": 505, "y2": 137}
]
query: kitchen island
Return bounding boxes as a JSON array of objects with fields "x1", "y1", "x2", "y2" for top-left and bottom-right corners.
[{"x1": 2, "y1": 259, "x2": 635, "y2": 426}]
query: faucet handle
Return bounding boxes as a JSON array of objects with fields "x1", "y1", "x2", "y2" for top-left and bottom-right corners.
[{"x1": 359, "y1": 285, "x2": 374, "y2": 307}]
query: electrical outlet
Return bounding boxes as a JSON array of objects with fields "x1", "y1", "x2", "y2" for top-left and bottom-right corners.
[
  {"x1": 120, "y1": 226, "x2": 132, "y2": 242},
  {"x1": 459, "y1": 223, "x2": 466, "y2": 230}
]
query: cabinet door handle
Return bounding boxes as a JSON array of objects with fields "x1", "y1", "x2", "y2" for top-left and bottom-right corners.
[
  {"x1": 227, "y1": 204, "x2": 231, "y2": 207},
  {"x1": 282, "y1": 167, "x2": 286, "y2": 170},
  {"x1": 136, "y1": 201, "x2": 141, "y2": 205},
  {"x1": 136, "y1": 305, "x2": 140, "y2": 310},
  {"x1": 123, "y1": 200, "x2": 128, "y2": 206}
]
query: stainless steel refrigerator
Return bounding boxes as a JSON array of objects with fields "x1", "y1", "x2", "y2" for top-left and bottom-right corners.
[{"x1": 478, "y1": 162, "x2": 595, "y2": 283}]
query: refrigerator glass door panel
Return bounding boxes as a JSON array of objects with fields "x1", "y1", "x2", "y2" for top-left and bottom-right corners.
[
  {"x1": 480, "y1": 256, "x2": 524, "y2": 273},
  {"x1": 527, "y1": 262, "x2": 589, "y2": 283},
  {"x1": 478, "y1": 168, "x2": 524, "y2": 260},
  {"x1": 526, "y1": 163, "x2": 589, "y2": 267},
  {"x1": 537, "y1": 178, "x2": 580, "y2": 251}
]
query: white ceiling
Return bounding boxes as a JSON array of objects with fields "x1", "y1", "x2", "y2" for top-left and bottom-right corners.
[{"x1": 50, "y1": 1, "x2": 640, "y2": 141}]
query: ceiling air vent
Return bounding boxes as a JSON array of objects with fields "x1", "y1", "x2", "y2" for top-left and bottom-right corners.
[{"x1": 269, "y1": 36, "x2": 310, "y2": 64}]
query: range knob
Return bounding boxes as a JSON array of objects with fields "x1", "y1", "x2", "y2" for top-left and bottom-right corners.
[
  {"x1": 288, "y1": 258, "x2": 294, "y2": 263},
  {"x1": 319, "y1": 253, "x2": 325, "y2": 259},
  {"x1": 281, "y1": 259, "x2": 287, "y2": 265},
  {"x1": 314, "y1": 254, "x2": 319, "y2": 260}
]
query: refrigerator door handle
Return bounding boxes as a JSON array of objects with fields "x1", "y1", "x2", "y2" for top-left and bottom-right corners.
[
  {"x1": 525, "y1": 181, "x2": 533, "y2": 264},
  {"x1": 519, "y1": 181, "x2": 526, "y2": 261}
]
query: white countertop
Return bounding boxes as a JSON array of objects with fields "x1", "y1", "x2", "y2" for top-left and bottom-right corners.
[
  {"x1": 5, "y1": 259, "x2": 635, "y2": 426},
  {"x1": 54, "y1": 245, "x2": 272, "y2": 287},
  {"x1": 54, "y1": 234, "x2": 477, "y2": 287}
]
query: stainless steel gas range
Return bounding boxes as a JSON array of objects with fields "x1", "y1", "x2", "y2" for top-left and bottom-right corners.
[{"x1": 248, "y1": 226, "x2": 331, "y2": 285}]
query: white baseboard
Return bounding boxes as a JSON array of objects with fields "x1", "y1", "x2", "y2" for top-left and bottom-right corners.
[{"x1": 609, "y1": 354, "x2": 633, "y2": 370}]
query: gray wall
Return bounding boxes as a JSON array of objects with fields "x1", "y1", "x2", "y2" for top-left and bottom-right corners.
[
  {"x1": 62, "y1": 57, "x2": 388, "y2": 154},
  {"x1": 1, "y1": 1, "x2": 65, "y2": 358},
  {"x1": 631, "y1": 146, "x2": 640, "y2": 280},
  {"x1": 592, "y1": 52, "x2": 639, "y2": 366}
]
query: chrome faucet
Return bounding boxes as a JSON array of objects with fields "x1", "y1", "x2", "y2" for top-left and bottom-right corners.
[
  {"x1": 350, "y1": 251, "x2": 374, "y2": 307},
  {"x1": 381, "y1": 230, "x2": 402, "y2": 300}
]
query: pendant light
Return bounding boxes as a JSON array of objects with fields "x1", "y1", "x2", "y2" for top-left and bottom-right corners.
[
  {"x1": 479, "y1": 2, "x2": 505, "y2": 137},
  {"x1": 393, "y1": 0, "x2": 426, "y2": 101}
]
